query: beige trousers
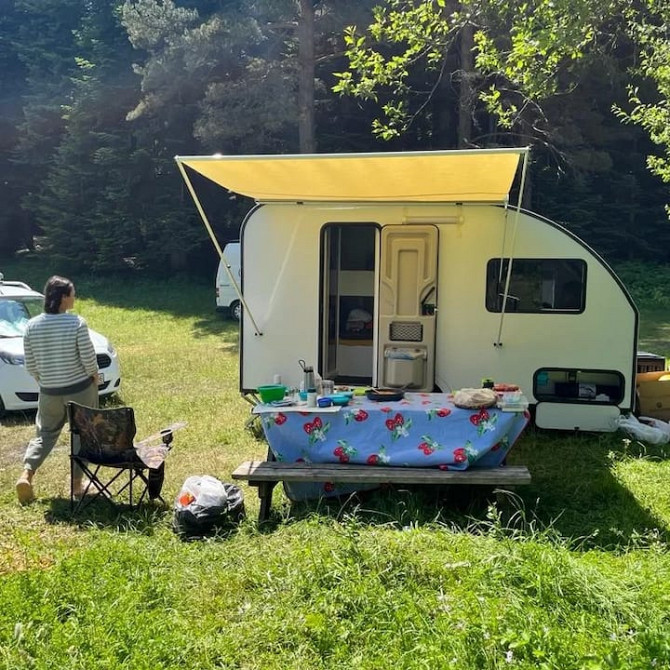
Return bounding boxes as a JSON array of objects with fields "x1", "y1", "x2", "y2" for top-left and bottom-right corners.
[{"x1": 23, "y1": 382, "x2": 99, "y2": 476}]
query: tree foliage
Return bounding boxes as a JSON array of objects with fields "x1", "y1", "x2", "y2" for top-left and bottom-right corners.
[
  {"x1": 0, "y1": 0, "x2": 669, "y2": 270},
  {"x1": 615, "y1": 1, "x2": 670, "y2": 204},
  {"x1": 333, "y1": 0, "x2": 631, "y2": 145},
  {"x1": 332, "y1": 0, "x2": 670, "y2": 257}
]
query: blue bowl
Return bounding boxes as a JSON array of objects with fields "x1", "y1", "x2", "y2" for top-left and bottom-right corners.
[{"x1": 329, "y1": 393, "x2": 350, "y2": 406}]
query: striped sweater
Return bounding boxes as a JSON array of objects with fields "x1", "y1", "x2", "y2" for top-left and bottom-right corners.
[{"x1": 23, "y1": 313, "x2": 98, "y2": 394}]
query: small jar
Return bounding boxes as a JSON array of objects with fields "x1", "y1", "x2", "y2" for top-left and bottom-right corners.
[
  {"x1": 481, "y1": 378, "x2": 494, "y2": 389},
  {"x1": 307, "y1": 388, "x2": 317, "y2": 408}
]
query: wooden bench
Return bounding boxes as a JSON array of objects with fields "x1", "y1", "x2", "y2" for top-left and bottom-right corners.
[{"x1": 232, "y1": 460, "x2": 532, "y2": 522}]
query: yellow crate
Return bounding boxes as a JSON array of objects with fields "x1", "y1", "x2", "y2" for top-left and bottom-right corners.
[{"x1": 637, "y1": 370, "x2": 670, "y2": 420}]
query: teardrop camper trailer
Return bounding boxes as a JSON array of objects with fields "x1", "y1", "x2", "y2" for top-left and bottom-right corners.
[{"x1": 176, "y1": 148, "x2": 638, "y2": 432}]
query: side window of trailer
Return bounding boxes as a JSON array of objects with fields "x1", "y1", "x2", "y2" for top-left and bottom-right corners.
[{"x1": 486, "y1": 258, "x2": 587, "y2": 313}]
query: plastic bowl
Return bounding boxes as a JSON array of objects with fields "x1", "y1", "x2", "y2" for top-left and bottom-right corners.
[
  {"x1": 501, "y1": 391, "x2": 522, "y2": 403},
  {"x1": 257, "y1": 384, "x2": 287, "y2": 403},
  {"x1": 329, "y1": 393, "x2": 351, "y2": 406}
]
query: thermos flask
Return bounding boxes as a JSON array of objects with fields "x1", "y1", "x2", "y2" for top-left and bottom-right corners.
[{"x1": 299, "y1": 359, "x2": 315, "y2": 391}]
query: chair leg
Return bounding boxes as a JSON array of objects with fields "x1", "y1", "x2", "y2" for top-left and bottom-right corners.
[
  {"x1": 70, "y1": 457, "x2": 75, "y2": 512},
  {"x1": 69, "y1": 462, "x2": 161, "y2": 513}
]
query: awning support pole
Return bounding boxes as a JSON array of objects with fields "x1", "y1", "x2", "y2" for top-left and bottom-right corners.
[
  {"x1": 494, "y1": 148, "x2": 530, "y2": 348},
  {"x1": 176, "y1": 160, "x2": 263, "y2": 336}
]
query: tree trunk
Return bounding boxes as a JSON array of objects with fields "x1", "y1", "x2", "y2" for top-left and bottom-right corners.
[
  {"x1": 457, "y1": 23, "x2": 473, "y2": 148},
  {"x1": 298, "y1": 0, "x2": 316, "y2": 153}
]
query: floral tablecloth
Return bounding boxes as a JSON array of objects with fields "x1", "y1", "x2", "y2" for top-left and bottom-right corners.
[{"x1": 253, "y1": 392, "x2": 530, "y2": 500}]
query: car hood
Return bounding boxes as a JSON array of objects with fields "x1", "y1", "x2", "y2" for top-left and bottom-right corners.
[{"x1": 0, "y1": 329, "x2": 110, "y2": 355}]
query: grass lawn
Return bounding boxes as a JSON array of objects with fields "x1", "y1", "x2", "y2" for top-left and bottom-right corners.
[{"x1": 1, "y1": 257, "x2": 670, "y2": 668}]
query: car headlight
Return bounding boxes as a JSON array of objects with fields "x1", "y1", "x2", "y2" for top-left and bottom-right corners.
[{"x1": 0, "y1": 351, "x2": 25, "y2": 365}]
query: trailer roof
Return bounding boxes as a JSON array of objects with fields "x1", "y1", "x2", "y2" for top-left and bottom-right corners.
[{"x1": 176, "y1": 148, "x2": 528, "y2": 203}]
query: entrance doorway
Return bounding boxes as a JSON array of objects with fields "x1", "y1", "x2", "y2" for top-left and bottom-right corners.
[{"x1": 321, "y1": 224, "x2": 377, "y2": 385}]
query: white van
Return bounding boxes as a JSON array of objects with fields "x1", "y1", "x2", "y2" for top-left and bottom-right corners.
[{"x1": 215, "y1": 242, "x2": 242, "y2": 320}]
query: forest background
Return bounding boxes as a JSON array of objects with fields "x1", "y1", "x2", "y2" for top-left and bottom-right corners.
[{"x1": 1, "y1": 0, "x2": 670, "y2": 279}]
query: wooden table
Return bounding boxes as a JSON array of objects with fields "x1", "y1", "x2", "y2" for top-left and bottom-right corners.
[
  {"x1": 236, "y1": 392, "x2": 531, "y2": 521},
  {"x1": 233, "y1": 459, "x2": 531, "y2": 522}
]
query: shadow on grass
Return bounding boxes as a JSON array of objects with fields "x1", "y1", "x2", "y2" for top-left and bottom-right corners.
[
  {"x1": 0, "y1": 409, "x2": 35, "y2": 427},
  {"x1": 253, "y1": 427, "x2": 670, "y2": 552},
  {"x1": 506, "y1": 426, "x2": 670, "y2": 549},
  {"x1": 44, "y1": 496, "x2": 170, "y2": 532}
]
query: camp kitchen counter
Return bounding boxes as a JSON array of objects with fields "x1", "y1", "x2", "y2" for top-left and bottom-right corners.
[{"x1": 250, "y1": 392, "x2": 530, "y2": 501}]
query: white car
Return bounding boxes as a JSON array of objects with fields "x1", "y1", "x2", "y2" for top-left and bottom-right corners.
[{"x1": 0, "y1": 274, "x2": 121, "y2": 415}]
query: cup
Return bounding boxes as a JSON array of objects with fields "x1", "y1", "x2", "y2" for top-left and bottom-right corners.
[
  {"x1": 273, "y1": 374, "x2": 282, "y2": 385},
  {"x1": 322, "y1": 380, "x2": 334, "y2": 395}
]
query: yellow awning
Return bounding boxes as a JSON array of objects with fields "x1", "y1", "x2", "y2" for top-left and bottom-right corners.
[{"x1": 176, "y1": 148, "x2": 527, "y2": 203}]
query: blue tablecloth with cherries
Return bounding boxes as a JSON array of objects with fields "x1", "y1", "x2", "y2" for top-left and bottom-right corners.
[{"x1": 253, "y1": 392, "x2": 529, "y2": 500}]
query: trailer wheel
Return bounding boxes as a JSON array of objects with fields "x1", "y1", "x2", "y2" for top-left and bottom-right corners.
[{"x1": 231, "y1": 301, "x2": 242, "y2": 322}]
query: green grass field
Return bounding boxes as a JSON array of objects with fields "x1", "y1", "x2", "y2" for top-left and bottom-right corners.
[{"x1": 1, "y1": 257, "x2": 670, "y2": 668}]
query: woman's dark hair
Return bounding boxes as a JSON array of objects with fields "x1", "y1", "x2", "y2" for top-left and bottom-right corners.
[{"x1": 43, "y1": 276, "x2": 74, "y2": 314}]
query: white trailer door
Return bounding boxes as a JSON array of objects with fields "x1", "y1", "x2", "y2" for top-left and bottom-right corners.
[{"x1": 377, "y1": 225, "x2": 438, "y2": 391}]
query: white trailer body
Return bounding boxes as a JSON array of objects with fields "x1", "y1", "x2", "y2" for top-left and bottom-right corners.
[{"x1": 176, "y1": 149, "x2": 638, "y2": 432}]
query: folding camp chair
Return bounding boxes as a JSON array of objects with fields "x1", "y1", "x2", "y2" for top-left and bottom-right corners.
[{"x1": 67, "y1": 401, "x2": 185, "y2": 513}]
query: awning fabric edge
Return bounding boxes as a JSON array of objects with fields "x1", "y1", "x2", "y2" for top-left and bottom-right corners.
[{"x1": 176, "y1": 148, "x2": 528, "y2": 204}]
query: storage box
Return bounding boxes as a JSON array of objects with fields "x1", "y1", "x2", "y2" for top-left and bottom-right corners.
[
  {"x1": 383, "y1": 346, "x2": 426, "y2": 388},
  {"x1": 636, "y1": 370, "x2": 670, "y2": 420},
  {"x1": 636, "y1": 351, "x2": 666, "y2": 373}
]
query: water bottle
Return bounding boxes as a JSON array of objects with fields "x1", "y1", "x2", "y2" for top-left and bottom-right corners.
[{"x1": 299, "y1": 359, "x2": 315, "y2": 392}]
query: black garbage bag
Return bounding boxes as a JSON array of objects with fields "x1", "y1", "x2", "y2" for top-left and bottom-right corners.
[{"x1": 172, "y1": 475, "x2": 245, "y2": 540}]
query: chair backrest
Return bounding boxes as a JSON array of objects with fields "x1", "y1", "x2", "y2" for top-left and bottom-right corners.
[{"x1": 68, "y1": 402, "x2": 137, "y2": 462}]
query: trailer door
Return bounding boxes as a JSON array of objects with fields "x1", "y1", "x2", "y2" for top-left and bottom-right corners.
[{"x1": 377, "y1": 225, "x2": 438, "y2": 392}]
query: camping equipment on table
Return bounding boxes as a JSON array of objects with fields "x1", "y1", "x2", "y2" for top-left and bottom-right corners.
[
  {"x1": 252, "y1": 391, "x2": 529, "y2": 501},
  {"x1": 366, "y1": 388, "x2": 405, "y2": 402},
  {"x1": 257, "y1": 384, "x2": 287, "y2": 403},
  {"x1": 453, "y1": 388, "x2": 498, "y2": 409},
  {"x1": 299, "y1": 359, "x2": 315, "y2": 391}
]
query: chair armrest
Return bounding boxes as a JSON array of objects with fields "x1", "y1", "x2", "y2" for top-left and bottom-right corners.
[{"x1": 135, "y1": 421, "x2": 188, "y2": 448}]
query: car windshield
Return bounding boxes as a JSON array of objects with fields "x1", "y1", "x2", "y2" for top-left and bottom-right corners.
[{"x1": 0, "y1": 297, "x2": 42, "y2": 337}]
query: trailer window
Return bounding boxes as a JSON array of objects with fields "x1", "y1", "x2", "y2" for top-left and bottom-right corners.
[
  {"x1": 486, "y1": 258, "x2": 586, "y2": 313},
  {"x1": 534, "y1": 368, "x2": 624, "y2": 404}
]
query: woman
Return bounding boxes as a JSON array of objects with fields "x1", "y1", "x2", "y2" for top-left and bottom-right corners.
[{"x1": 16, "y1": 276, "x2": 99, "y2": 504}]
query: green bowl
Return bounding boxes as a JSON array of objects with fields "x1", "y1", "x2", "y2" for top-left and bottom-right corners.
[{"x1": 257, "y1": 384, "x2": 287, "y2": 403}]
